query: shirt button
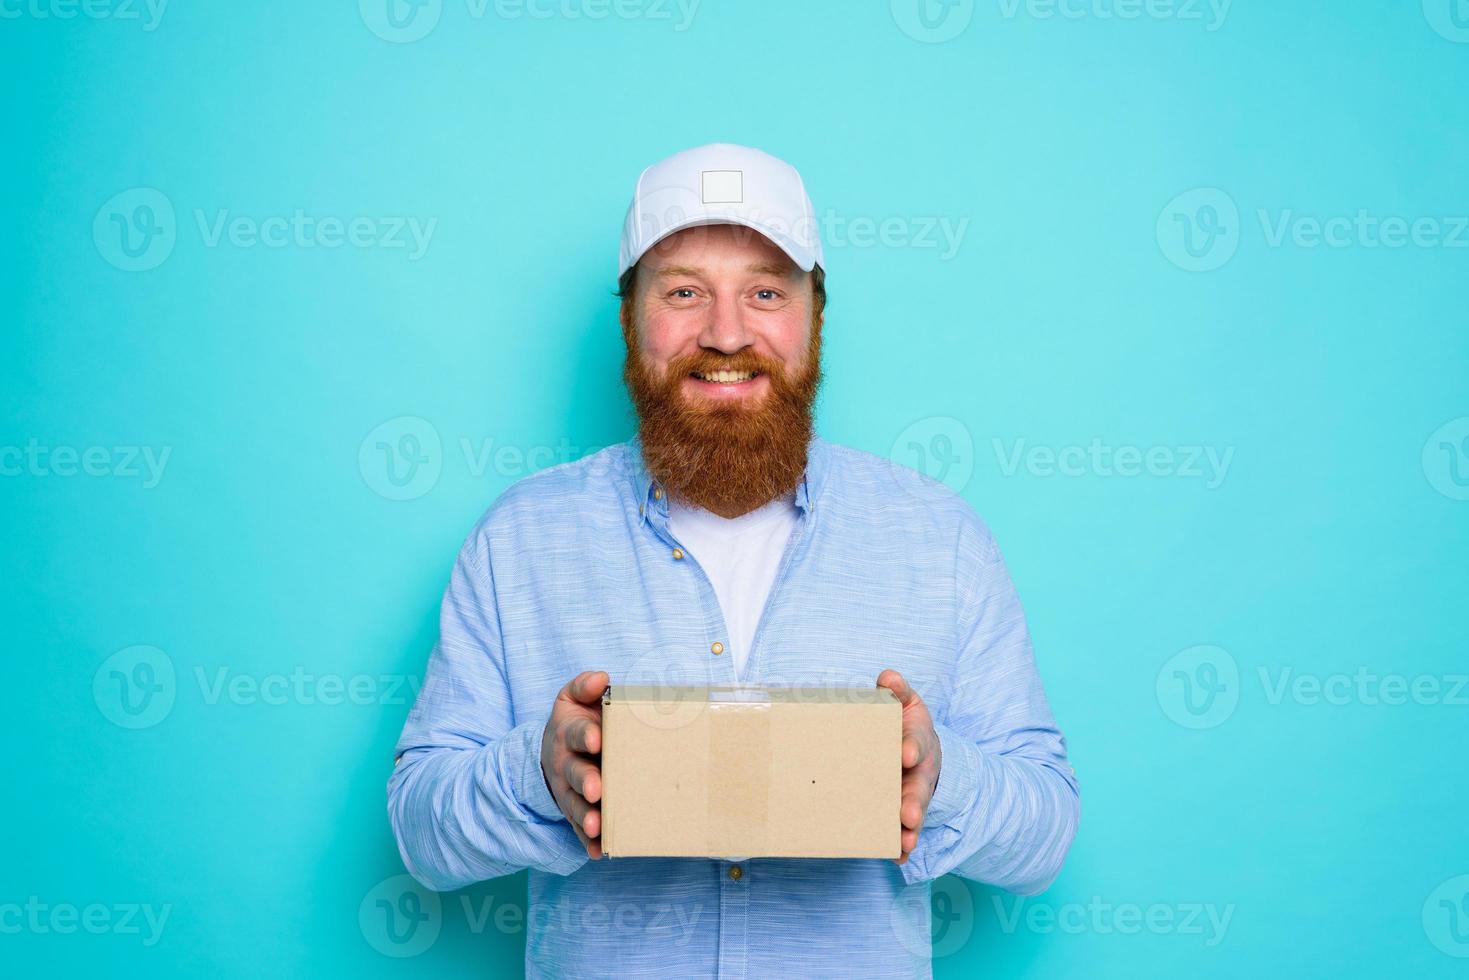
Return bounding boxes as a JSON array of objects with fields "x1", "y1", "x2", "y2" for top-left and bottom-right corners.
[
  {"x1": 654, "y1": 487, "x2": 663, "y2": 499},
  {"x1": 672, "y1": 548, "x2": 684, "y2": 560},
  {"x1": 711, "y1": 642, "x2": 724, "y2": 655},
  {"x1": 729, "y1": 865, "x2": 743, "y2": 881}
]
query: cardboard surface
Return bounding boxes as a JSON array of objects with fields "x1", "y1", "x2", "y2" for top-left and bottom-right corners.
[{"x1": 600, "y1": 685, "x2": 902, "y2": 859}]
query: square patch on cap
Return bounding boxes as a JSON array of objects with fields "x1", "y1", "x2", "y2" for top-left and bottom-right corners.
[{"x1": 700, "y1": 170, "x2": 744, "y2": 205}]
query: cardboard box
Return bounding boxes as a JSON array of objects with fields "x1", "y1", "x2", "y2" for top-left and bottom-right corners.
[{"x1": 600, "y1": 684, "x2": 901, "y2": 859}]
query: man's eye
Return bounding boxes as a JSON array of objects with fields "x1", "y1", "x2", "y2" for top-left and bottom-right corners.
[
  {"x1": 670, "y1": 288, "x2": 697, "y2": 299},
  {"x1": 755, "y1": 289, "x2": 781, "y2": 301}
]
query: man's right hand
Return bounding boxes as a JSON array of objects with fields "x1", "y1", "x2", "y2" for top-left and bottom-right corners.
[{"x1": 540, "y1": 670, "x2": 608, "y2": 859}]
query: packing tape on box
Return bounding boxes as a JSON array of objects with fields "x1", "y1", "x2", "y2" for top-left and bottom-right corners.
[{"x1": 707, "y1": 688, "x2": 772, "y2": 859}]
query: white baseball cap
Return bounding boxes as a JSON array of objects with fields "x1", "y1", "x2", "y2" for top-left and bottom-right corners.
[{"x1": 618, "y1": 143, "x2": 823, "y2": 278}]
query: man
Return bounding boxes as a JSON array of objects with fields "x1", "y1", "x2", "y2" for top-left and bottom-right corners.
[{"x1": 388, "y1": 143, "x2": 1079, "y2": 977}]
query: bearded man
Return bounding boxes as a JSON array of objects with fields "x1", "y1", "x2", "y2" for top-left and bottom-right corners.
[{"x1": 388, "y1": 144, "x2": 1079, "y2": 978}]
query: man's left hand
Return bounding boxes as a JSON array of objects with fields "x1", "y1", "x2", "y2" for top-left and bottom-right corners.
[{"x1": 876, "y1": 669, "x2": 941, "y2": 865}]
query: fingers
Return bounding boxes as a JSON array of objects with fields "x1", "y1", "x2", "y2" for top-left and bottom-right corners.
[
  {"x1": 903, "y1": 726, "x2": 942, "y2": 768},
  {"x1": 565, "y1": 716, "x2": 602, "y2": 755},
  {"x1": 564, "y1": 792, "x2": 601, "y2": 838},
  {"x1": 893, "y1": 771, "x2": 929, "y2": 864},
  {"x1": 557, "y1": 772, "x2": 603, "y2": 855},
  {"x1": 561, "y1": 754, "x2": 602, "y2": 805},
  {"x1": 883, "y1": 669, "x2": 935, "y2": 865},
  {"x1": 900, "y1": 784, "x2": 926, "y2": 832},
  {"x1": 543, "y1": 671, "x2": 611, "y2": 859},
  {"x1": 561, "y1": 786, "x2": 594, "y2": 831},
  {"x1": 902, "y1": 733, "x2": 922, "y2": 769},
  {"x1": 567, "y1": 805, "x2": 602, "y2": 858},
  {"x1": 564, "y1": 670, "x2": 610, "y2": 706}
]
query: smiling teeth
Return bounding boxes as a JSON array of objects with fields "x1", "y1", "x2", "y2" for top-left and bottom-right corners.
[{"x1": 694, "y1": 370, "x2": 757, "y2": 383}]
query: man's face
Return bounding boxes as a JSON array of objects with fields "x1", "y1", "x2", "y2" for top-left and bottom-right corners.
[
  {"x1": 631, "y1": 222, "x2": 815, "y2": 407},
  {"x1": 621, "y1": 223, "x2": 823, "y2": 518}
]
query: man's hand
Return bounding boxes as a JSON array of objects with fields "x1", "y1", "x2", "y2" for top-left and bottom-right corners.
[
  {"x1": 876, "y1": 669, "x2": 942, "y2": 865},
  {"x1": 540, "y1": 670, "x2": 609, "y2": 859}
]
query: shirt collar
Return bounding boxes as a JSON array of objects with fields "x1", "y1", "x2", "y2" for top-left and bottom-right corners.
[{"x1": 626, "y1": 432, "x2": 830, "y2": 524}]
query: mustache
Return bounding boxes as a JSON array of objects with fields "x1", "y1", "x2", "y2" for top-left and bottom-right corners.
[{"x1": 664, "y1": 349, "x2": 786, "y2": 380}]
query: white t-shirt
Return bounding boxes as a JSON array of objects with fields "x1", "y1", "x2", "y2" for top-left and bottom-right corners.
[{"x1": 667, "y1": 491, "x2": 799, "y2": 681}]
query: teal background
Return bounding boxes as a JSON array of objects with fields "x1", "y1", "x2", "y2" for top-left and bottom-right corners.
[{"x1": 4, "y1": 1, "x2": 1468, "y2": 976}]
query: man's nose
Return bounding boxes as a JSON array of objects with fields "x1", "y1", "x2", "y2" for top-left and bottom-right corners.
[{"x1": 697, "y1": 291, "x2": 753, "y2": 355}]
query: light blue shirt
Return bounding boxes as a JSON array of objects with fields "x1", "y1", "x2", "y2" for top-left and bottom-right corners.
[{"x1": 388, "y1": 435, "x2": 1080, "y2": 978}]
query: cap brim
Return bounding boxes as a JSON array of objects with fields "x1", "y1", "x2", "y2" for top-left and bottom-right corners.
[{"x1": 626, "y1": 213, "x2": 820, "y2": 276}]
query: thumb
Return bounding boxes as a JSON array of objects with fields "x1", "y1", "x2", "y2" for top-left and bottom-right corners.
[
  {"x1": 568, "y1": 670, "x2": 610, "y2": 706},
  {"x1": 876, "y1": 669, "x2": 915, "y2": 706}
]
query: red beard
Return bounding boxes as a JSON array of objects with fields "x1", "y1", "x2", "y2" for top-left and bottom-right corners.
[{"x1": 623, "y1": 324, "x2": 823, "y2": 518}]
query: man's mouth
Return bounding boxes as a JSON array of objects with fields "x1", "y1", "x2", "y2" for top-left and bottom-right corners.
[{"x1": 689, "y1": 369, "x2": 761, "y2": 384}]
